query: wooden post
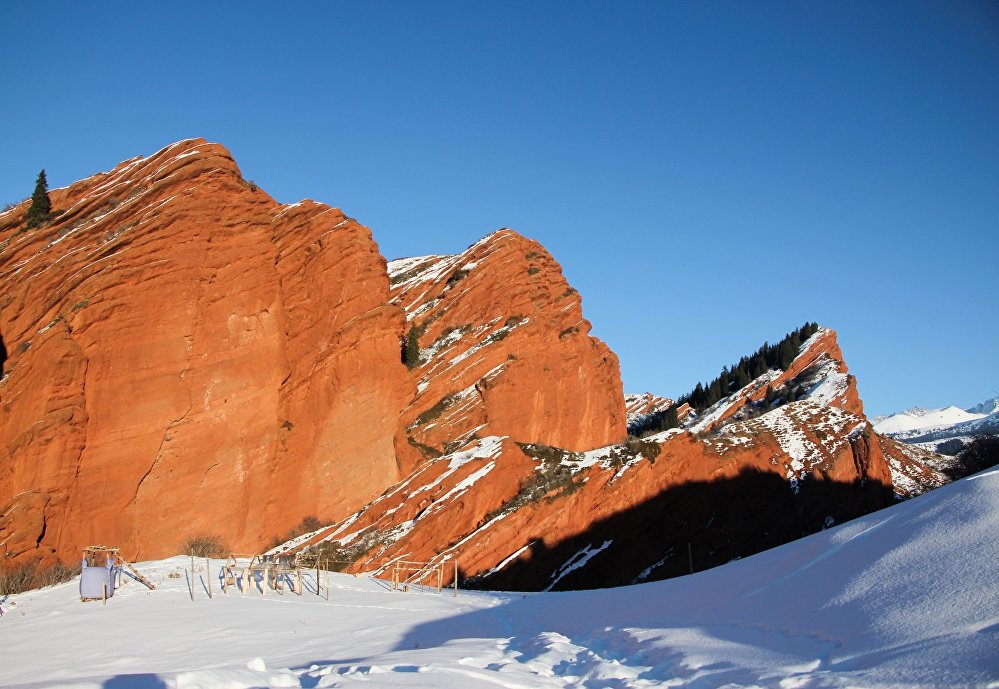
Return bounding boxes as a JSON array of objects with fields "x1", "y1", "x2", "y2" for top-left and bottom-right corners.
[
  {"x1": 102, "y1": 582, "x2": 107, "y2": 607},
  {"x1": 316, "y1": 563, "x2": 321, "y2": 597},
  {"x1": 687, "y1": 543, "x2": 693, "y2": 575},
  {"x1": 454, "y1": 559, "x2": 458, "y2": 597},
  {"x1": 190, "y1": 551, "x2": 195, "y2": 601},
  {"x1": 263, "y1": 563, "x2": 268, "y2": 596},
  {"x1": 206, "y1": 558, "x2": 212, "y2": 599}
]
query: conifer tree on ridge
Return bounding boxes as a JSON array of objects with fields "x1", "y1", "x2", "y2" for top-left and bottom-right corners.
[{"x1": 26, "y1": 169, "x2": 51, "y2": 228}]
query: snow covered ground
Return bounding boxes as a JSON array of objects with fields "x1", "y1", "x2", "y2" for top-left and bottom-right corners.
[{"x1": 2, "y1": 470, "x2": 997, "y2": 688}]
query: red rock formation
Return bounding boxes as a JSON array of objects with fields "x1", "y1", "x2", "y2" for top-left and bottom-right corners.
[
  {"x1": 877, "y1": 435, "x2": 950, "y2": 497},
  {"x1": 0, "y1": 142, "x2": 628, "y2": 571},
  {"x1": 285, "y1": 328, "x2": 902, "y2": 591},
  {"x1": 388, "y1": 231, "x2": 626, "y2": 473},
  {"x1": 0, "y1": 139, "x2": 938, "y2": 591},
  {"x1": 0, "y1": 140, "x2": 413, "y2": 564}
]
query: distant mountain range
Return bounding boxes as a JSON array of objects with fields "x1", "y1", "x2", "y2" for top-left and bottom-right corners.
[{"x1": 873, "y1": 397, "x2": 999, "y2": 455}]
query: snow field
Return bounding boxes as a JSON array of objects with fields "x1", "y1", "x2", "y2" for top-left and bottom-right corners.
[{"x1": 1, "y1": 470, "x2": 997, "y2": 688}]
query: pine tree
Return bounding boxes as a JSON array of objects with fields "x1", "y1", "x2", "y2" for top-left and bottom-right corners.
[
  {"x1": 402, "y1": 327, "x2": 421, "y2": 369},
  {"x1": 663, "y1": 405, "x2": 679, "y2": 429},
  {"x1": 692, "y1": 382, "x2": 705, "y2": 409},
  {"x1": 26, "y1": 169, "x2": 52, "y2": 228}
]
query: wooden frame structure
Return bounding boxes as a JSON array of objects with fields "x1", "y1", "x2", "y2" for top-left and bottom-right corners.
[
  {"x1": 221, "y1": 553, "x2": 303, "y2": 596},
  {"x1": 391, "y1": 560, "x2": 444, "y2": 593}
]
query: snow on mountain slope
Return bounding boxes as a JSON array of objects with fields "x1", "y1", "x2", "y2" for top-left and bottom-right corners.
[
  {"x1": 875, "y1": 395, "x2": 999, "y2": 455},
  {"x1": 0, "y1": 469, "x2": 995, "y2": 688},
  {"x1": 873, "y1": 406, "x2": 984, "y2": 435},
  {"x1": 624, "y1": 392, "x2": 673, "y2": 421},
  {"x1": 680, "y1": 327, "x2": 863, "y2": 435},
  {"x1": 624, "y1": 392, "x2": 673, "y2": 427}
]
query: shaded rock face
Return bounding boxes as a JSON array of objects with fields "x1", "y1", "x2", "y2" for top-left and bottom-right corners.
[
  {"x1": 388, "y1": 232, "x2": 627, "y2": 473},
  {"x1": 285, "y1": 329, "x2": 902, "y2": 591},
  {"x1": 0, "y1": 140, "x2": 413, "y2": 563}
]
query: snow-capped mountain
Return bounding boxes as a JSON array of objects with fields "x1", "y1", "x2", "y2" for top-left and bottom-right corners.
[
  {"x1": 873, "y1": 406, "x2": 984, "y2": 435},
  {"x1": 874, "y1": 396, "x2": 999, "y2": 455}
]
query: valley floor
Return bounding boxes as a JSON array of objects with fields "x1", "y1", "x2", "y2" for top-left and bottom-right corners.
[{"x1": 1, "y1": 471, "x2": 997, "y2": 689}]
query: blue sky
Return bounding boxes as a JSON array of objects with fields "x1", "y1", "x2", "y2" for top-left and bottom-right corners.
[{"x1": 3, "y1": 2, "x2": 997, "y2": 416}]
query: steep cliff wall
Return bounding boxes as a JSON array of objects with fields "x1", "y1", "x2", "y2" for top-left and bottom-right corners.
[{"x1": 0, "y1": 140, "x2": 412, "y2": 563}]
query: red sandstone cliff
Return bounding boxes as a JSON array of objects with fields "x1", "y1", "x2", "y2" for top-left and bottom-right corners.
[
  {"x1": 0, "y1": 140, "x2": 944, "y2": 589},
  {"x1": 0, "y1": 141, "x2": 629, "y2": 569},
  {"x1": 388, "y1": 232, "x2": 626, "y2": 474},
  {"x1": 0, "y1": 140, "x2": 413, "y2": 564}
]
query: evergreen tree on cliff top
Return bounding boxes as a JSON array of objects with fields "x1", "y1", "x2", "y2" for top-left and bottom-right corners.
[{"x1": 26, "y1": 169, "x2": 51, "y2": 228}]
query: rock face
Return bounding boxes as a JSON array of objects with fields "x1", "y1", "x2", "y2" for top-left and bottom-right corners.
[
  {"x1": 388, "y1": 233, "x2": 626, "y2": 474},
  {"x1": 0, "y1": 141, "x2": 628, "y2": 569},
  {"x1": 283, "y1": 328, "x2": 904, "y2": 591},
  {"x1": 0, "y1": 140, "x2": 413, "y2": 563}
]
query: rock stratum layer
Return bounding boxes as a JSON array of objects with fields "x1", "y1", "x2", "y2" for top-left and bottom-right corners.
[{"x1": 0, "y1": 140, "x2": 626, "y2": 567}]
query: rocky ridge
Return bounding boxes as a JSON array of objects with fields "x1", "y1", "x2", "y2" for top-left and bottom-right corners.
[
  {"x1": 283, "y1": 328, "x2": 925, "y2": 590},
  {"x1": 624, "y1": 392, "x2": 674, "y2": 429}
]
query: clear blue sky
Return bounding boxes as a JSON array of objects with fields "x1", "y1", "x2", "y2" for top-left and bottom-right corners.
[{"x1": 3, "y1": 2, "x2": 997, "y2": 416}]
